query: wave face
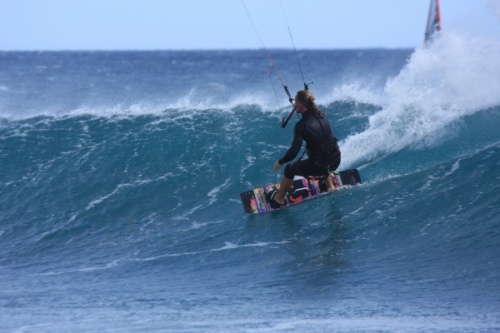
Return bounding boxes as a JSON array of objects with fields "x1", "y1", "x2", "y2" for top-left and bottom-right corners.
[{"x1": 1, "y1": 34, "x2": 500, "y2": 332}]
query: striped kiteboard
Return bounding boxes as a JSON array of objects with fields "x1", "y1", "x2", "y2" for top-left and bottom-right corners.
[{"x1": 240, "y1": 169, "x2": 361, "y2": 214}]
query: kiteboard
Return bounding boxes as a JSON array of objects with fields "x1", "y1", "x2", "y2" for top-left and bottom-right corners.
[{"x1": 240, "y1": 169, "x2": 361, "y2": 214}]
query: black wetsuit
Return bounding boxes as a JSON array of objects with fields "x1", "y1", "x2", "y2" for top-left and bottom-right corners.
[{"x1": 278, "y1": 109, "x2": 341, "y2": 180}]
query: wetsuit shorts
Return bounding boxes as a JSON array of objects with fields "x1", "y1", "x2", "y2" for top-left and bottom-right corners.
[{"x1": 284, "y1": 154, "x2": 341, "y2": 180}]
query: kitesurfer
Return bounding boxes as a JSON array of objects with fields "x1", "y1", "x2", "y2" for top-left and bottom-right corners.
[{"x1": 267, "y1": 90, "x2": 341, "y2": 208}]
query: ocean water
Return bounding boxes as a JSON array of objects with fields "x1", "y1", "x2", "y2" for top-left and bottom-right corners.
[{"x1": 1, "y1": 32, "x2": 499, "y2": 332}]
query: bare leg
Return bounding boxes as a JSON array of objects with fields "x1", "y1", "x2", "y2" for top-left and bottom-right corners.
[
  {"x1": 274, "y1": 176, "x2": 293, "y2": 204},
  {"x1": 325, "y1": 173, "x2": 335, "y2": 191}
]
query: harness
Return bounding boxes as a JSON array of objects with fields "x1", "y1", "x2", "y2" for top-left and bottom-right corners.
[
  {"x1": 302, "y1": 112, "x2": 339, "y2": 168},
  {"x1": 285, "y1": 110, "x2": 340, "y2": 179},
  {"x1": 296, "y1": 140, "x2": 339, "y2": 179}
]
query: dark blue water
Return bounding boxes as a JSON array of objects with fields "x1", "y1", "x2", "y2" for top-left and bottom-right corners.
[{"x1": 1, "y1": 33, "x2": 499, "y2": 332}]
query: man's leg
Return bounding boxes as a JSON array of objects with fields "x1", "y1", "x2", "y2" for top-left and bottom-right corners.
[
  {"x1": 274, "y1": 176, "x2": 293, "y2": 204},
  {"x1": 325, "y1": 174, "x2": 335, "y2": 191}
]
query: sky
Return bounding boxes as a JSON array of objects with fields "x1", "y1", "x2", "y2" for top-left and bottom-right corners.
[{"x1": 1, "y1": 0, "x2": 500, "y2": 51}]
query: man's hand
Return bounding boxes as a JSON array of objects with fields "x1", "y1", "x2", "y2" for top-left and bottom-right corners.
[{"x1": 273, "y1": 161, "x2": 281, "y2": 172}]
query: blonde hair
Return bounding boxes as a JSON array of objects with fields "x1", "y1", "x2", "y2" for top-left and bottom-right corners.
[{"x1": 295, "y1": 90, "x2": 324, "y2": 117}]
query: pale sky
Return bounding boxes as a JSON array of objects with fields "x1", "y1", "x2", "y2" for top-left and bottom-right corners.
[{"x1": 1, "y1": 0, "x2": 499, "y2": 50}]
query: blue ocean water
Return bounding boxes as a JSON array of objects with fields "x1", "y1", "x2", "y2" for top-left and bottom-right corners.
[{"x1": 1, "y1": 33, "x2": 500, "y2": 332}]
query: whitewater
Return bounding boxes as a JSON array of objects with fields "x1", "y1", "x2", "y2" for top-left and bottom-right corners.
[{"x1": 1, "y1": 32, "x2": 499, "y2": 332}]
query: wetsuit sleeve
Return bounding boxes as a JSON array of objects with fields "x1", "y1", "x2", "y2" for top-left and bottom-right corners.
[{"x1": 278, "y1": 124, "x2": 303, "y2": 164}]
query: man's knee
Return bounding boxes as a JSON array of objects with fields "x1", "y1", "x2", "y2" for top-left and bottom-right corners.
[{"x1": 284, "y1": 163, "x2": 297, "y2": 180}]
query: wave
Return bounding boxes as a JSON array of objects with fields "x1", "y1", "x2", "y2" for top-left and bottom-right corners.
[
  {"x1": 2, "y1": 24, "x2": 500, "y2": 333},
  {"x1": 337, "y1": 32, "x2": 500, "y2": 170},
  {"x1": 1, "y1": 33, "x2": 499, "y2": 276}
]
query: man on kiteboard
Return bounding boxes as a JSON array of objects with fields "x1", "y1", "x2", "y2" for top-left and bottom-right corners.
[{"x1": 267, "y1": 90, "x2": 341, "y2": 208}]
